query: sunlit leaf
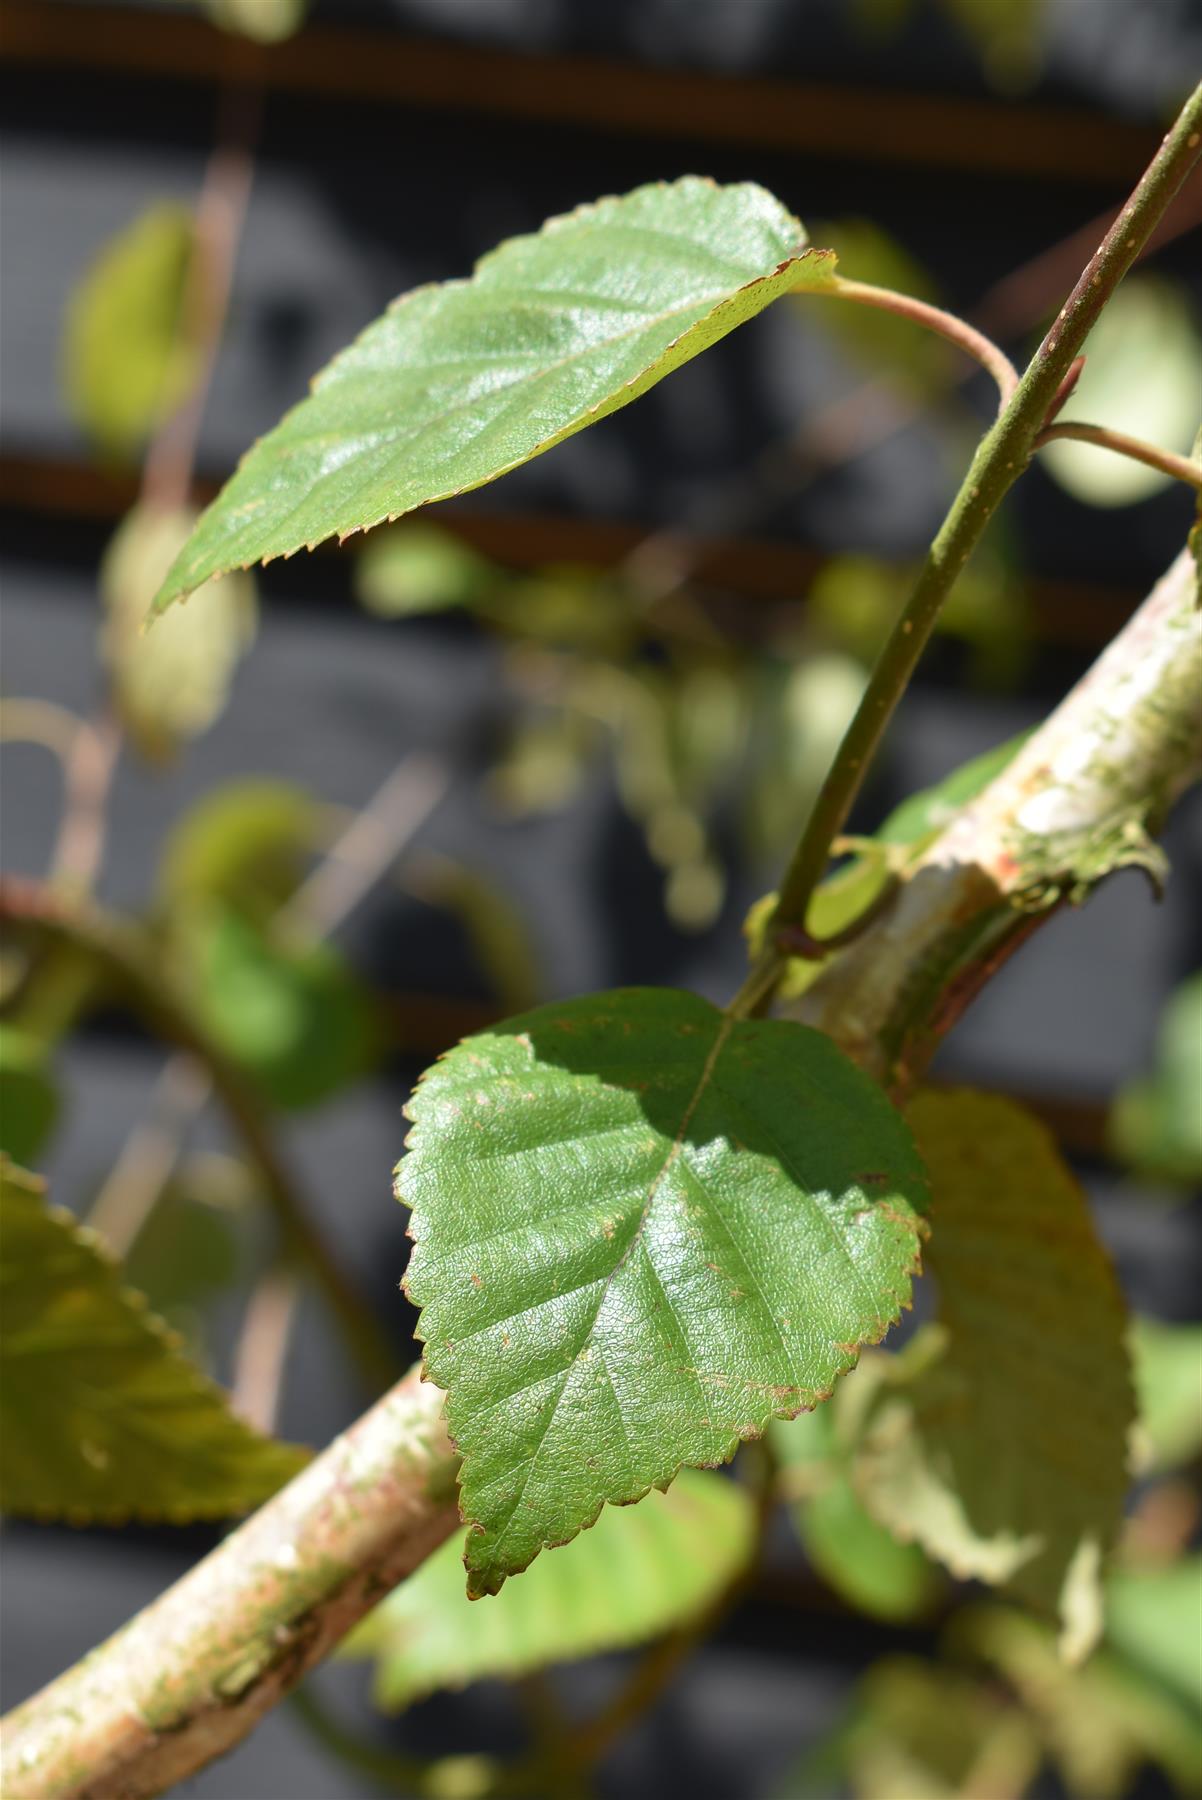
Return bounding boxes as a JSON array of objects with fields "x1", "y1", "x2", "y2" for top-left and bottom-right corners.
[
  {"x1": 1041, "y1": 276, "x2": 1202, "y2": 507},
  {"x1": 152, "y1": 179, "x2": 834, "y2": 613},
  {"x1": 401, "y1": 986, "x2": 927, "y2": 1596},
  {"x1": 344, "y1": 1469, "x2": 754, "y2": 1709},
  {"x1": 101, "y1": 504, "x2": 256, "y2": 762},
  {"x1": 158, "y1": 779, "x2": 321, "y2": 923},
  {"x1": 0, "y1": 1026, "x2": 60, "y2": 1165},
  {"x1": 0, "y1": 1160, "x2": 306, "y2": 1521},
  {"x1": 853, "y1": 1091, "x2": 1133, "y2": 1659},
  {"x1": 61, "y1": 203, "x2": 197, "y2": 462}
]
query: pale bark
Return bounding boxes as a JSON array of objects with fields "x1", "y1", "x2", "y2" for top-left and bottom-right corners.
[{"x1": 1, "y1": 1369, "x2": 459, "y2": 1800}]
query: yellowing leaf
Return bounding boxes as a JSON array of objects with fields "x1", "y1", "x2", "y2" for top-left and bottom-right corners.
[
  {"x1": 0, "y1": 1160, "x2": 306, "y2": 1522},
  {"x1": 152, "y1": 179, "x2": 834, "y2": 612},
  {"x1": 852, "y1": 1091, "x2": 1133, "y2": 1659},
  {"x1": 344, "y1": 1469, "x2": 754, "y2": 1709},
  {"x1": 62, "y1": 204, "x2": 197, "y2": 462},
  {"x1": 101, "y1": 503, "x2": 256, "y2": 761}
]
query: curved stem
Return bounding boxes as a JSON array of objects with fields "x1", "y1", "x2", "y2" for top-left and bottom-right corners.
[
  {"x1": 1036, "y1": 419, "x2": 1202, "y2": 491},
  {"x1": 814, "y1": 274, "x2": 1021, "y2": 405},
  {"x1": 756, "y1": 82, "x2": 1202, "y2": 995}
]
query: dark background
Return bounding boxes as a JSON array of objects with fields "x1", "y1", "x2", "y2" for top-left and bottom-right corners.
[{"x1": 2, "y1": 3, "x2": 1200, "y2": 1795}]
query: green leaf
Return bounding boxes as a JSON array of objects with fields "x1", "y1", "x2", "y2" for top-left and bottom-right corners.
[
  {"x1": 184, "y1": 907, "x2": 378, "y2": 1110},
  {"x1": 1109, "y1": 972, "x2": 1202, "y2": 1185},
  {"x1": 355, "y1": 522, "x2": 494, "y2": 618},
  {"x1": 744, "y1": 731, "x2": 1029, "y2": 996},
  {"x1": 1041, "y1": 276, "x2": 1202, "y2": 507},
  {"x1": 1106, "y1": 1558, "x2": 1202, "y2": 1720},
  {"x1": 1131, "y1": 1316, "x2": 1202, "y2": 1474},
  {"x1": 852, "y1": 1091, "x2": 1133, "y2": 1659},
  {"x1": 152, "y1": 179, "x2": 834, "y2": 612},
  {"x1": 101, "y1": 504, "x2": 256, "y2": 762},
  {"x1": 401, "y1": 986, "x2": 927, "y2": 1597},
  {"x1": 0, "y1": 1159, "x2": 306, "y2": 1521},
  {"x1": 774, "y1": 1409, "x2": 939, "y2": 1622},
  {"x1": 875, "y1": 730, "x2": 1031, "y2": 848},
  {"x1": 158, "y1": 779, "x2": 321, "y2": 923},
  {"x1": 344, "y1": 1468, "x2": 753, "y2": 1708},
  {"x1": 62, "y1": 203, "x2": 197, "y2": 462},
  {"x1": 0, "y1": 1026, "x2": 60, "y2": 1165}
]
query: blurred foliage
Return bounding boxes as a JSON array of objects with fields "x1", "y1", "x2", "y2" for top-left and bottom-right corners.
[
  {"x1": 1131, "y1": 1317, "x2": 1202, "y2": 1476},
  {"x1": 1109, "y1": 972, "x2": 1202, "y2": 1186},
  {"x1": 62, "y1": 204, "x2": 198, "y2": 464},
  {"x1": 157, "y1": 778, "x2": 322, "y2": 924},
  {"x1": 0, "y1": 1024, "x2": 61, "y2": 1166},
  {"x1": 0, "y1": 1159, "x2": 306, "y2": 1522},
  {"x1": 101, "y1": 504, "x2": 257, "y2": 762},
  {"x1": 176, "y1": 906, "x2": 379, "y2": 1111},
  {"x1": 343, "y1": 1470, "x2": 754, "y2": 1710},
  {"x1": 1041, "y1": 278, "x2": 1202, "y2": 509}
]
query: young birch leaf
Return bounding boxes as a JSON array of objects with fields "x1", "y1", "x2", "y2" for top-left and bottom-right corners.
[
  {"x1": 400, "y1": 986, "x2": 927, "y2": 1598},
  {"x1": 853, "y1": 1091, "x2": 1133, "y2": 1659},
  {"x1": 344, "y1": 1468, "x2": 754, "y2": 1709},
  {"x1": 0, "y1": 1160, "x2": 307, "y2": 1522},
  {"x1": 152, "y1": 179, "x2": 834, "y2": 613}
]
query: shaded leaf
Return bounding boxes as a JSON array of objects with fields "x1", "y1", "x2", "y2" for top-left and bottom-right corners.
[
  {"x1": 0, "y1": 1159, "x2": 306, "y2": 1521},
  {"x1": 344, "y1": 1469, "x2": 753, "y2": 1708},
  {"x1": 853, "y1": 1091, "x2": 1133, "y2": 1658},
  {"x1": 0, "y1": 1026, "x2": 60, "y2": 1165},
  {"x1": 152, "y1": 179, "x2": 834, "y2": 612},
  {"x1": 102, "y1": 504, "x2": 256, "y2": 761},
  {"x1": 401, "y1": 986, "x2": 927, "y2": 1596},
  {"x1": 158, "y1": 779, "x2": 321, "y2": 923},
  {"x1": 62, "y1": 203, "x2": 196, "y2": 462},
  {"x1": 185, "y1": 907, "x2": 378, "y2": 1110}
]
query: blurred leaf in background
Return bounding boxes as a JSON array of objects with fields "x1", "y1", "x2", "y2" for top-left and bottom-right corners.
[
  {"x1": 0, "y1": 1025, "x2": 60, "y2": 1165},
  {"x1": 344, "y1": 1469, "x2": 754, "y2": 1710},
  {"x1": 772, "y1": 1405, "x2": 940, "y2": 1624},
  {"x1": 1041, "y1": 277, "x2": 1202, "y2": 508},
  {"x1": 101, "y1": 504, "x2": 257, "y2": 763},
  {"x1": 1109, "y1": 972, "x2": 1202, "y2": 1186},
  {"x1": 206, "y1": 0, "x2": 307, "y2": 41},
  {"x1": 1130, "y1": 1317, "x2": 1202, "y2": 1476},
  {"x1": 157, "y1": 779, "x2": 323, "y2": 925},
  {"x1": 179, "y1": 906, "x2": 378, "y2": 1111},
  {"x1": 62, "y1": 204, "x2": 197, "y2": 464},
  {"x1": 355, "y1": 522, "x2": 493, "y2": 619},
  {"x1": 0, "y1": 1160, "x2": 306, "y2": 1522}
]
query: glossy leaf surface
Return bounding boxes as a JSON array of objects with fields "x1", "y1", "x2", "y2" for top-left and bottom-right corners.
[
  {"x1": 153, "y1": 179, "x2": 832, "y2": 611},
  {"x1": 402, "y1": 986, "x2": 927, "y2": 1595}
]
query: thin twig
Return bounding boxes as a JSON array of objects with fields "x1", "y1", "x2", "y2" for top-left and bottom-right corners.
[
  {"x1": 1035, "y1": 419, "x2": 1202, "y2": 491},
  {"x1": 812, "y1": 275, "x2": 1020, "y2": 405},
  {"x1": 49, "y1": 709, "x2": 122, "y2": 893},
  {"x1": 752, "y1": 84, "x2": 1202, "y2": 997},
  {"x1": 86, "y1": 1055, "x2": 212, "y2": 1256},
  {"x1": 231, "y1": 1266, "x2": 301, "y2": 1435}
]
